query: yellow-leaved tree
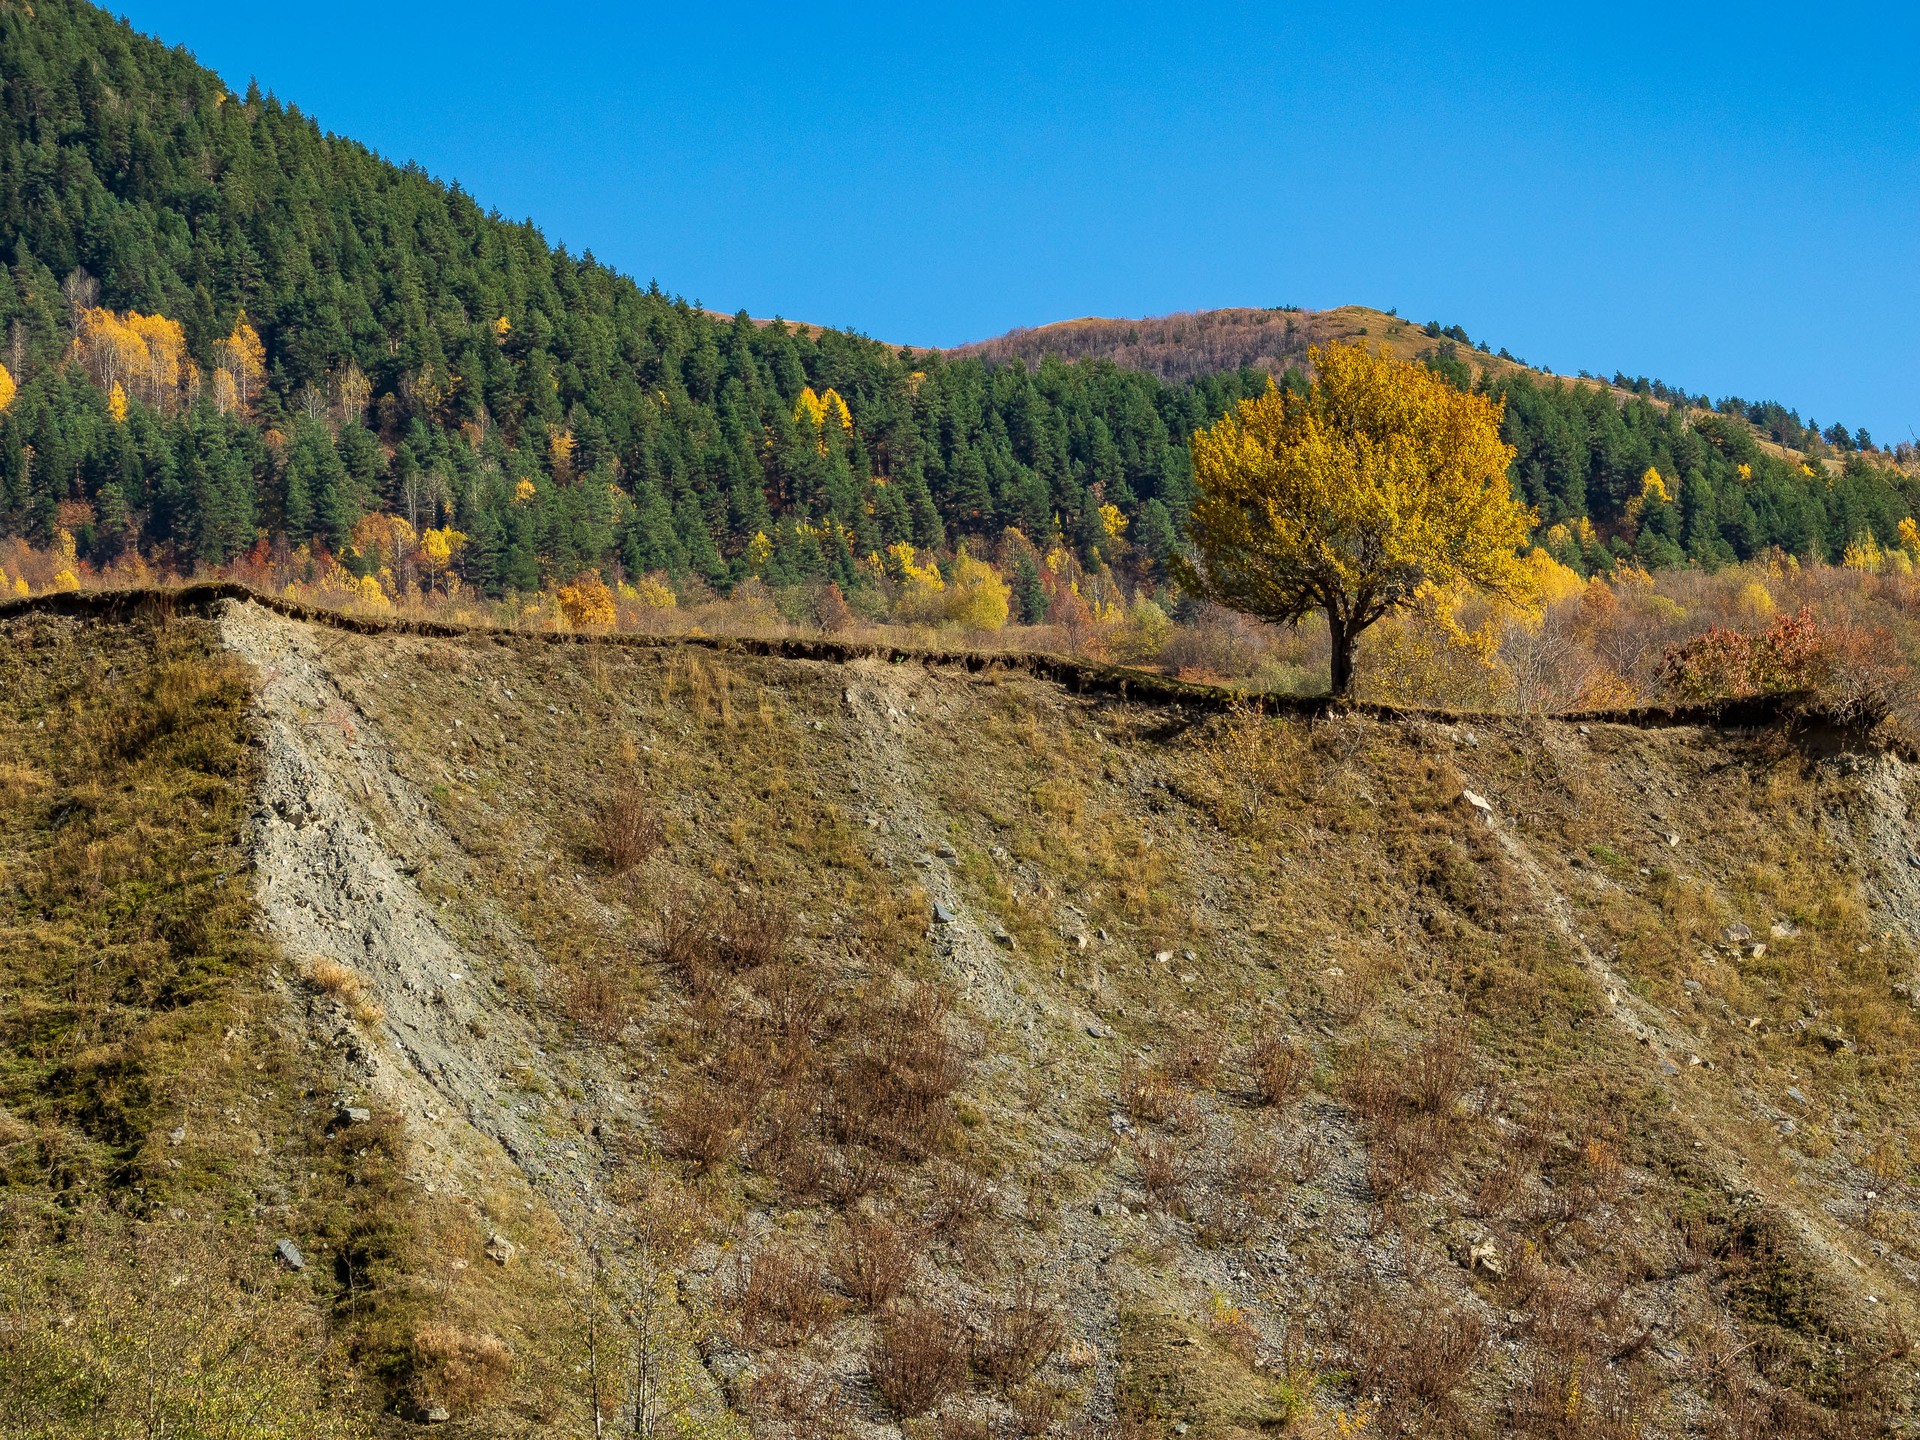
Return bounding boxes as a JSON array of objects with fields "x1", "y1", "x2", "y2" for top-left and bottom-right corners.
[
  {"x1": 0, "y1": 360, "x2": 15, "y2": 412},
  {"x1": 1175, "y1": 342, "x2": 1537, "y2": 696}
]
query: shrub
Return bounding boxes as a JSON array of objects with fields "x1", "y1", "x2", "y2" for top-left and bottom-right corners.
[
  {"x1": 972, "y1": 1280, "x2": 1064, "y2": 1389},
  {"x1": 593, "y1": 776, "x2": 663, "y2": 873},
  {"x1": 868, "y1": 1305, "x2": 970, "y2": 1416},
  {"x1": 829, "y1": 1213, "x2": 918, "y2": 1311},
  {"x1": 725, "y1": 1244, "x2": 838, "y2": 1348},
  {"x1": 658, "y1": 1084, "x2": 745, "y2": 1172},
  {"x1": 745, "y1": 1356, "x2": 853, "y2": 1437},
  {"x1": 1343, "y1": 1285, "x2": 1487, "y2": 1433},
  {"x1": 1131, "y1": 1134, "x2": 1194, "y2": 1213},
  {"x1": 1248, "y1": 1035, "x2": 1311, "y2": 1107}
]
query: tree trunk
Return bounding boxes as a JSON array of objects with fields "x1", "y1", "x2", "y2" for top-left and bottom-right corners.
[{"x1": 1328, "y1": 609, "x2": 1354, "y2": 698}]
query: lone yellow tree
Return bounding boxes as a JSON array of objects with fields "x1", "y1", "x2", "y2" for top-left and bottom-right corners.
[{"x1": 1176, "y1": 343, "x2": 1537, "y2": 696}]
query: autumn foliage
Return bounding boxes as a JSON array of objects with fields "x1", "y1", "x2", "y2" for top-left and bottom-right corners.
[{"x1": 1178, "y1": 343, "x2": 1538, "y2": 694}]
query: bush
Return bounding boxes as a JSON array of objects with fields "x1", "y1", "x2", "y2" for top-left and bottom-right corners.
[
  {"x1": 829, "y1": 1213, "x2": 918, "y2": 1311},
  {"x1": 971, "y1": 1280, "x2": 1064, "y2": 1389},
  {"x1": 593, "y1": 776, "x2": 663, "y2": 873},
  {"x1": 405, "y1": 1324, "x2": 513, "y2": 1417},
  {"x1": 868, "y1": 1305, "x2": 970, "y2": 1416},
  {"x1": 1248, "y1": 1035, "x2": 1310, "y2": 1107},
  {"x1": 725, "y1": 1244, "x2": 838, "y2": 1348}
]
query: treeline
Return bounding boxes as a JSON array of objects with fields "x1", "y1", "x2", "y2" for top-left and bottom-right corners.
[
  {"x1": 1, "y1": 0, "x2": 1914, "y2": 600},
  {"x1": 1486, "y1": 369, "x2": 1919, "y2": 572}
]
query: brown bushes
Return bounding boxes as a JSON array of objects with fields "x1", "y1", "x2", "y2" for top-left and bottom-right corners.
[
  {"x1": 594, "y1": 776, "x2": 663, "y2": 873},
  {"x1": 1343, "y1": 1285, "x2": 1488, "y2": 1435},
  {"x1": 746, "y1": 1356, "x2": 853, "y2": 1438},
  {"x1": 1120, "y1": 1063, "x2": 1198, "y2": 1129},
  {"x1": 868, "y1": 1304, "x2": 970, "y2": 1416},
  {"x1": 657, "y1": 1084, "x2": 745, "y2": 1172},
  {"x1": 1130, "y1": 1134, "x2": 1195, "y2": 1213},
  {"x1": 1342, "y1": 1023, "x2": 1475, "y2": 1205},
  {"x1": 1248, "y1": 1034, "x2": 1311, "y2": 1106},
  {"x1": 656, "y1": 888, "x2": 792, "y2": 994},
  {"x1": 972, "y1": 1279, "x2": 1064, "y2": 1389},
  {"x1": 724, "y1": 1244, "x2": 838, "y2": 1348},
  {"x1": 828, "y1": 1213, "x2": 918, "y2": 1311}
]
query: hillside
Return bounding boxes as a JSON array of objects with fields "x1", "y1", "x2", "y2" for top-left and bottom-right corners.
[
  {"x1": 2, "y1": 0, "x2": 1918, "y2": 606},
  {"x1": 5, "y1": 591, "x2": 1920, "y2": 1437}
]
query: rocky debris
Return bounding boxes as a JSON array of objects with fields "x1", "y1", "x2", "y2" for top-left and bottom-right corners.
[
  {"x1": 1461, "y1": 789, "x2": 1494, "y2": 817},
  {"x1": 275, "y1": 1238, "x2": 305, "y2": 1271},
  {"x1": 1721, "y1": 921, "x2": 1753, "y2": 947},
  {"x1": 337, "y1": 1104, "x2": 372, "y2": 1125},
  {"x1": 485, "y1": 1232, "x2": 516, "y2": 1266},
  {"x1": 167, "y1": 1126, "x2": 186, "y2": 1146},
  {"x1": 933, "y1": 901, "x2": 957, "y2": 924}
]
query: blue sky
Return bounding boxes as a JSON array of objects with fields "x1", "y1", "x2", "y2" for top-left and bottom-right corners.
[{"x1": 118, "y1": 2, "x2": 1918, "y2": 442}]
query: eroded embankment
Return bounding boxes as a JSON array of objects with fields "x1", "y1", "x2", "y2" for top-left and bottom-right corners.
[
  {"x1": 195, "y1": 596, "x2": 1920, "y2": 1438},
  {"x1": 12, "y1": 596, "x2": 1920, "y2": 1439}
]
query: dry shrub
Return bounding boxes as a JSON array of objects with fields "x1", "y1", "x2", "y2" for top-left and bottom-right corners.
[
  {"x1": 594, "y1": 776, "x2": 663, "y2": 873},
  {"x1": 927, "y1": 1163, "x2": 997, "y2": 1246},
  {"x1": 1196, "y1": 1137, "x2": 1285, "y2": 1245},
  {"x1": 1162, "y1": 1028, "x2": 1222, "y2": 1088},
  {"x1": 1130, "y1": 1134, "x2": 1194, "y2": 1213},
  {"x1": 938, "y1": 1414, "x2": 993, "y2": 1440},
  {"x1": 563, "y1": 963, "x2": 625, "y2": 1041},
  {"x1": 829, "y1": 1213, "x2": 918, "y2": 1311},
  {"x1": 868, "y1": 1305, "x2": 970, "y2": 1416},
  {"x1": 1248, "y1": 1034, "x2": 1311, "y2": 1107},
  {"x1": 746, "y1": 1355, "x2": 853, "y2": 1438},
  {"x1": 405, "y1": 1323, "x2": 512, "y2": 1416},
  {"x1": 830, "y1": 986, "x2": 970, "y2": 1159},
  {"x1": 1342, "y1": 1024, "x2": 1475, "y2": 1205},
  {"x1": 657, "y1": 889, "x2": 794, "y2": 994},
  {"x1": 725, "y1": 1244, "x2": 838, "y2": 1349},
  {"x1": 1344, "y1": 1285, "x2": 1488, "y2": 1435},
  {"x1": 658, "y1": 1084, "x2": 745, "y2": 1172},
  {"x1": 973, "y1": 1280, "x2": 1064, "y2": 1390},
  {"x1": 1120, "y1": 1063, "x2": 1198, "y2": 1129}
]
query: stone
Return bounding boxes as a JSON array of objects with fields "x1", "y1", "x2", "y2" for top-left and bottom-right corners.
[
  {"x1": 339, "y1": 1105, "x2": 371, "y2": 1125},
  {"x1": 1788, "y1": 1086, "x2": 1809, "y2": 1105},
  {"x1": 275, "y1": 1238, "x2": 305, "y2": 1271},
  {"x1": 1720, "y1": 921, "x2": 1753, "y2": 946},
  {"x1": 1664, "y1": 833, "x2": 1680, "y2": 848},
  {"x1": 1469, "y1": 1236, "x2": 1504, "y2": 1277},
  {"x1": 932, "y1": 902, "x2": 957, "y2": 925},
  {"x1": 485, "y1": 1232, "x2": 515, "y2": 1266},
  {"x1": 936, "y1": 842, "x2": 957, "y2": 859},
  {"x1": 1461, "y1": 789, "x2": 1493, "y2": 815},
  {"x1": 1153, "y1": 950, "x2": 1174, "y2": 964},
  {"x1": 1770, "y1": 921, "x2": 1800, "y2": 940},
  {"x1": 168, "y1": 1126, "x2": 186, "y2": 1146},
  {"x1": 422, "y1": 1404, "x2": 451, "y2": 1424}
]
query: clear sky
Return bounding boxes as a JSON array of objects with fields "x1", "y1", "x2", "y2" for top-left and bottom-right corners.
[{"x1": 115, "y1": 2, "x2": 1917, "y2": 443}]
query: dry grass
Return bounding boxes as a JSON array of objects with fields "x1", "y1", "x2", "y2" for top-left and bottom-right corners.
[
  {"x1": 301, "y1": 956, "x2": 384, "y2": 1028},
  {"x1": 971, "y1": 1278, "x2": 1064, "y2": 1390},
  {"x1": 1247, "y1": 1034, "x2": 1311, "y2": 1107}
]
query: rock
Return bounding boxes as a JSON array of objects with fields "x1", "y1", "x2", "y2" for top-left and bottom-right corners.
[
  {"x1": 1664, "y1": 833, "x2": 1680, "y2": 848},
  {"x1": 1153, "y1": 949, "x2": 1174, "y2": 964},
  {"x1": 168, "y1": 1126, "x2": 186, "y2": 1146},
  {"x1": 936, "y1": 842, "x2": 957, "y2": 859},
  {"x1": 1770, "y1": 921, "x2": 1800, "y2": 940},
  {"x1": 1086, "y1": 1023, "x2": 1109, "y2": 1040},
  {"x1": 1720, "y1": 921, "x2": 1753, "y2": 946},
  {"x1": 932, "y1": 902, "x2": 957, "y2": 925},
  {"x1": 485, "y1": 1232, "x2": 515, "y2": 1266},
  {"x1": 275, "y1": 1238, "x2": 305, "y2": 1271},
  {"x1": 1469, "y1": 1237, "x2": 1504, "y2": 1277},
  {"x1": 338, "y1": 1105, "x2": 371, "y2": 1125},
  {"x1": 992, "y1": 928, "x2": 1015, "y2": 948},
  {"x1": 1788, "y1": 1086, "x2": 1809, "y2": 1106},
  {"x1": 1461, "y1": 789, "x2": 1493, "y2": 816},
  {"x1": 421, "y1": 1404, "x2": 451, "y2": 1424},
  {"x1": 1749, "y1": 943, "x2": 1766, "y2": 959}
]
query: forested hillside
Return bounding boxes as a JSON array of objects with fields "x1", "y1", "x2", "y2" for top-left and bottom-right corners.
[{"x1": 0, "y1": 0, "x2": 1915, "y2": 605}]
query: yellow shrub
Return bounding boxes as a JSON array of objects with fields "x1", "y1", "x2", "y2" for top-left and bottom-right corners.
[{"x1": 943, "y1": 550, "x2": 1009, "y2": 631}]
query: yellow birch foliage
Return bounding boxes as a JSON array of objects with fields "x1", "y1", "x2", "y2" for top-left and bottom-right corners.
[
  {"x1": 0, "y1": 361, "x2": 14, "y2": 412},
  {"x1": 556, "y1": 572, "x2": 616, "y2": 629},
  {"x1": 214, "y1": 312, "x2": 266, "y2": 414},
  {"x1": 1178, "y1": 342, "x2": 1535, "y2": 694},
  {"x1": 107, "y1": 381, "x2": 128, "y2": 423},
  {"x1": 944, "y1": 548, "x2": 1010, "y2": 630}
]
